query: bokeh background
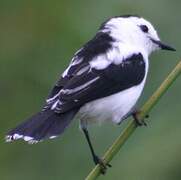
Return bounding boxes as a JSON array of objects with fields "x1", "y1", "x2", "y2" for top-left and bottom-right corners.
[{"x1": 0, "y1": 0, "x2": 180, "y2": 180}]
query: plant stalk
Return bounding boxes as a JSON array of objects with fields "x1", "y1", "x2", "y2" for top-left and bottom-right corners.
[{"x1": 85, "y1": 60, "x2": 181, "y2": 180}]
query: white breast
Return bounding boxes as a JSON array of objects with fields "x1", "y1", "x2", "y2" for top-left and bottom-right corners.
[
  {"x1": 77, "y1": 48, "x2": 149, "y2": 127},
  {"x1": 77, "y1": 80, "x2": 145, "y2": 127}
]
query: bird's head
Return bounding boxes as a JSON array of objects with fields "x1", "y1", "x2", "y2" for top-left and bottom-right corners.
[{"x1": 100, "y1": 15, "x2": 175, "y2": 56}]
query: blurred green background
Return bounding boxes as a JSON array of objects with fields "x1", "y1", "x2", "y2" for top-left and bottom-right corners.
[{"x1": 0, "y1": 0, "x2": 180, "y2": 179}]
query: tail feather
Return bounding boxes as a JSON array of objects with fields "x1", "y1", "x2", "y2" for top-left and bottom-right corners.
[{"x1": 6, "y1": 109, "x2": 78, "y2": 144}]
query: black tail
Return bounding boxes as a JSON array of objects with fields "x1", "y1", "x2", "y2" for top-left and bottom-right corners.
[{"x1": 6, "y1": 109, "x2": 78, "y2": 144}]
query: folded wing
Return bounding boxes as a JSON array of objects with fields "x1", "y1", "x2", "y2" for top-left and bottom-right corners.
[{"x1": 47, "y1": 53, "x2": 146, "y2": 113}]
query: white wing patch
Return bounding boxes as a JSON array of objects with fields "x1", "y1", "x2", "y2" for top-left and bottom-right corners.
[
  {"x1": 89, "y1": 40, "x2": 146, "y2": 70},
  {"x1": 89, "y1": 54, "x2": 111, "y2": 70},
  {"x1": 61, "y1": 76, "x2": 100, "y2": 95},
  {"x1": 89, "y1": 43, "x2": 131, "y2": 70},
  {"x1": 62, "y1": 55, "x2": 83, "y2": 78},
  {"x1": 51, "y1": 100, "x2": 59, "y2": 110},
  {"x1": 46, "y1": 90, "x2": 61, "y2": 104},
  {"x1": 48, "y1": 75, "x2": 100, "y2": 111},
  {"x1": 76, "y1": 65, "x2": 90, "y2": 76}
]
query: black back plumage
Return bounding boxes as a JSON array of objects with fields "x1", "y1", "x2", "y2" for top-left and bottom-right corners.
[
  {"x1": 76, "y1": 32, "x2": 114, "y2": 61},
  {"x1": 45, "y1": 31, "x2": 115, "y2": 109}
]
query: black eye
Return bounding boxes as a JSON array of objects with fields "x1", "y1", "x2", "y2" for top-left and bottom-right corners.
[{"x1": 140, "y1": 25, "x2": 149, "y2": 33}]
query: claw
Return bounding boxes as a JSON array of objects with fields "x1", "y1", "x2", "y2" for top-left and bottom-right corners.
[
  {"x1": 132, "y1": 111, "x2": 148, "y2": 126},
  {"x1": 93, "y1": 155, "x2": 111, "y2": 174}
]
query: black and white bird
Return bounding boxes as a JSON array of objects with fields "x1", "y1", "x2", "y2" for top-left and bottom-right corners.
[{"x1": 6, "y1": 15, "x2": 175, "y2": 171}]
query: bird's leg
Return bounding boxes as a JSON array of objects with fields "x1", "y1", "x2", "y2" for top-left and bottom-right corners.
[
  {"x1": 132, "y1": 110, "x2": 149, "y2": 126},
  {"x1": 82, "y1": 128, "x2": 111, "y2": 174}
]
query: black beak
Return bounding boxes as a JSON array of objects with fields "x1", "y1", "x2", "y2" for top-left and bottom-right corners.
[{"x1": 151, "y1": 39, "x2": 176, "y2": 51}]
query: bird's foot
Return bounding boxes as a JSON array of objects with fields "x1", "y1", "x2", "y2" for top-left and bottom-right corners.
[
  {"x1": 93, "y1": 155, "x2": 112, "y2": 174},
  {"x1": 132, "y1": 110, "x2": 149, "y2": 126}
]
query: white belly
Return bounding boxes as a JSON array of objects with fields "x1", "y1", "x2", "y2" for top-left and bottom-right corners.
[{"x1": 77, "y1": 82, "x2": 145, "y2": 127}]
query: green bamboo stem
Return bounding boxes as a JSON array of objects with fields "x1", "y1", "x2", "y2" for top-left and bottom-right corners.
[{"x1": 85, "y1": 60, "x2": 181, "y2": 180}]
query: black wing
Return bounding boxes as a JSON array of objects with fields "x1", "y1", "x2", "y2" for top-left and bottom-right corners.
[
  {"x1": 52, "y1": 53, "x2": 146, "y2": 113},
  {"x1": 44, "y1": 32, "x2": 114, "y2": 110}
]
